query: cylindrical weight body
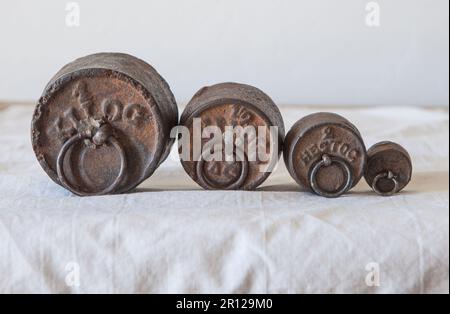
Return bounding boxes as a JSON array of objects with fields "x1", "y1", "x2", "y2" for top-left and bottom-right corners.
[
  {"x1": 31, "y1": 53, "x2": 178, "y2": 196},
  {"x1": 284, "y1": 112, "x2": 366, "y2": 197},
  {"x1": 179, "y1": 82, "x2": 285, "y2": 190},
  {"x1": 365, "y1": 141, "x2": 412, "y2": 196}
]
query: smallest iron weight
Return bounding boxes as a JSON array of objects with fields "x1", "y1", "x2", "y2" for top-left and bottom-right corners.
[{"x1": 364, "y1": 141, "x2": 412, "y2": 196}]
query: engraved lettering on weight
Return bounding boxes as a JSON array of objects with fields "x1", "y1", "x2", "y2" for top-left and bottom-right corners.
[
  {"x1": 340, "y1": 143, "x2": 350, "y2": 156},
  {"x1": 48, "y1": 81, "x2": 93, "y2": 140},
  {"x1": 123, "y1": 103, "x2": 150, "y2": 126},
  {"x1": 63, "y1": 107, "x2": 81, "y2": 129},
  {"x1": 47, "y1": 116, "x2": 75, "y2": 140},
  {"x1": 199, "y1": 106, "x2": 258, "y2": 164},
  {"x1": 300, "y1": 127, "x2": 360, "y2": 166},
  {"x1": 47, "y1": 107, "x2": 80, "y2": 140},
  {"x1": 348, "y1": 149, "x2": 359, "y2": 162},
  {"x1": 101, "y1": 99, "x2": 123, "y2": 122},
  {"x1": 73, "y1": 81, "x2": 94, "y2": 118},
  {"x1": 232, "y1": 106, "x2": 253, "y2": 126},
  {"x1": 215, "y1": 116, "x2": 227, "y2": 130},
  {"x1": 201, "y1": 117, "x2": 212, "y2": 129},
  {"x1": 49, "y1": 79, "x2": 151, "y2": 141},
  {"x1": 206, "y1": 161, "x2": 239, "y2": 179},
  {"x1": 322, "y1": 127, "x2": 333, "y2": 141}
]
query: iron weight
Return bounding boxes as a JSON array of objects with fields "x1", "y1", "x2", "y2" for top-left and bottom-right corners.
[
  {"x1": 179, "y1": 82, "x2": 285, "y2": 190},
  {"x1": 284, "y1": 112, "x2": 367, "y2": 198},
  {"x1": 365, "y1": 141, "x2": 412, "y2": 196},
  {"x1": 31, "y1": 53, "x2": 178, "y2": 196}
]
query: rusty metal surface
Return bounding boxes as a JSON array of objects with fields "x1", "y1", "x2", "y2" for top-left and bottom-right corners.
[
  {"x1": 31, "y1": 53, "x2": 178, "y2": 196},
  {"x1": 365, "y1": 141, "x2": 412, "y2": 196},
  {"x1": 284, "y1": 112, "x2": 366, "y2": 197},
  {"x1": 179, "y1": 82, "x2": 285, "y2": 190}
]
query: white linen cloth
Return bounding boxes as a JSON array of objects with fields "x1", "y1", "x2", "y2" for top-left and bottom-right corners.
[{"x1": 0, "y1": 103, "x2": 448, "y2": 294}]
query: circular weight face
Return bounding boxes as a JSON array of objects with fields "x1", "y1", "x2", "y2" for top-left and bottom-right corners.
[
  {"x1": 179, "y1": 102, "x2": 280, "y2": 190},
  {"x1": 290, "y1": 124, "x2": 366, "y2": 193},
  {"x1": 365, "y1": 141, "x2": 412, "y2": 195},
  {"x1": 32, "y1": 71, "x2": 163, "y2": 195}
]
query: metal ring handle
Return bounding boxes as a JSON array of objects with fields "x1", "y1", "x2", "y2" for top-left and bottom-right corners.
[
  {"x1": 56, "y1": 132, "x2": 127, "y2": 196},
  {"x1": 195, "y1": 143, "x2": 249, "y2": 190},
  {"x1": 372, "y1": 171, "x2": 399, "y2": 196},
  {"x1": 309, "y1": 154, "x2": 353, "y2": 198}
]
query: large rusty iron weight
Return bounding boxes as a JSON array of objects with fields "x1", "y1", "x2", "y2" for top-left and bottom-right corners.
[{"x1": 31, "y1": 53, "x2": 178, "y2": 196}]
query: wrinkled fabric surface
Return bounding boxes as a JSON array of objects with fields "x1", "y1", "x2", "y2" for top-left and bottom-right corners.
[{"x1": 0, "y1": 103, "x2": 448, "y2": 294}]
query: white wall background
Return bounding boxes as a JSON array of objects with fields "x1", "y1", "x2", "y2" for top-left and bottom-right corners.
[{"x1": 0, "y1": 0, "x2": 448, "y2": 106}]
